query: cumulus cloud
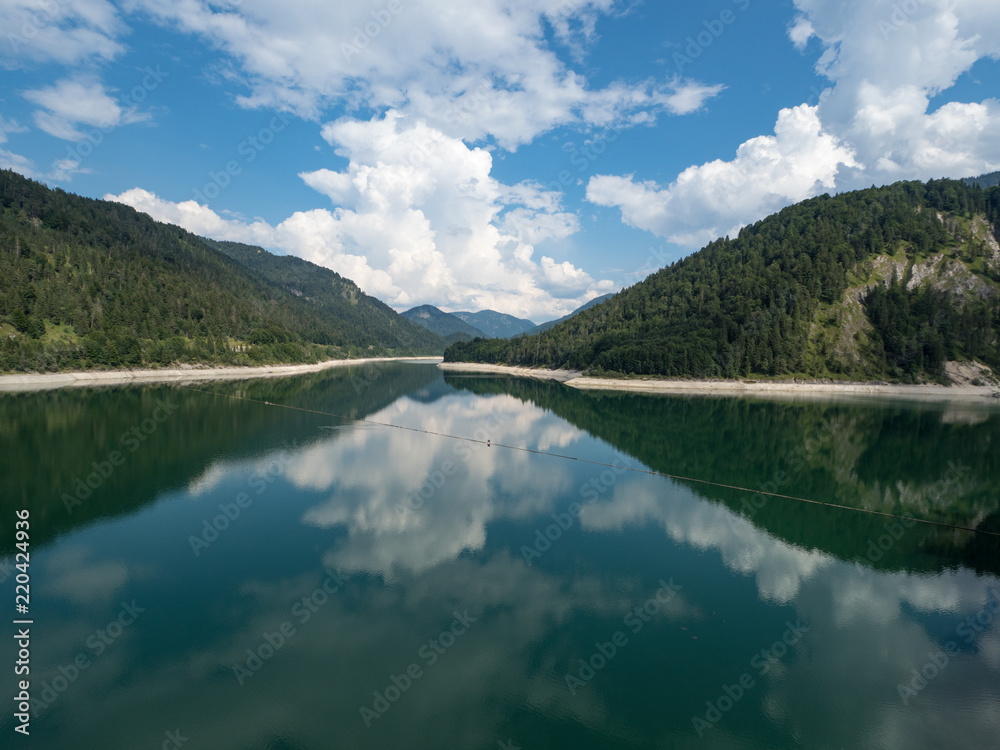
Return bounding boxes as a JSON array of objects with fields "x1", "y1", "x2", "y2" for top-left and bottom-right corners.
[
  {"x1": 588, "y1": 104, "x2": 857, "y2": 247},
  {"x1": 108, "y1": 112, "x2": 615, "y2": 320},
  {"x1": 803, "y1": 0, "x2": 1000, "y2": 183},
  {"x1": 588, "y1": 0, "x2": 1000, "y2": 248}
]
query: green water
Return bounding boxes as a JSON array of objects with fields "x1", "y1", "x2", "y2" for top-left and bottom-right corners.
[{"x1": 1, "y1": 362, "x2": 998, "y2": 749}]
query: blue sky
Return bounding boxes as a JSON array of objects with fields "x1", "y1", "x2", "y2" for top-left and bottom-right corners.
[{"x1": 2, "y1": 0, "x2": 999, "y2": 321}]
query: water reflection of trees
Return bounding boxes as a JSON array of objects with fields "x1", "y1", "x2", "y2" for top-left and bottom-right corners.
[
  {"x1": 447, "y1": 375, "x2": 1000, "y2": 575},
  {"x1": 0, "y1": 363, "x2": 442, "y2": 552}
]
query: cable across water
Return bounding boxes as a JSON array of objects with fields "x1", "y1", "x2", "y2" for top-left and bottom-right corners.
[{"x1": 177, "y1": 384, "x2": 1000, "y2": 540}]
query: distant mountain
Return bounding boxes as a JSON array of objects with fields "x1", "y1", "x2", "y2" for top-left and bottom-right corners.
[
  {"x1": 442, "y1": 331, "x2": 476, "y2": 346},
  {"x1": 446, "y1": 178, "x2": 1000, "y2": 383},
  {"x1": 401, "y1": 305, "x2": 484, "y2": 340},
  {"x1": 529, "y1": 294, "x2": 615, "y2": 335},
  {"x1": 964, "y1": 171, "x2": 1000, "y2": 189},
  {"x1": 452, "y1": 309, "x2": 536, "y2": 338},
  {"x1": 0, "y1": 169, "x2": 444, "y2": 373}
]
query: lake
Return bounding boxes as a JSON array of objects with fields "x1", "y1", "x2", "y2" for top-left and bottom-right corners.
[{"x1": 1, "y1": 361, "x2": 998, "y2": 749}]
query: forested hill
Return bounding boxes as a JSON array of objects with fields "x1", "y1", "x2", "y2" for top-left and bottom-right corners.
[
  {"x1": 203, "y1": 238, "x2": 444, "y2": 351},
  {"x1": 0, "y1": 170, "x2": 444, "y2": 373},
  {"x1": 446, "y1": 179, "x2": 1000, "y2": 383}
]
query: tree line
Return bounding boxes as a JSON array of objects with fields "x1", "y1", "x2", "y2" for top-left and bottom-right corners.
[{"x1": 446, "y1": 179, "x2": 1000, "y2": 381}]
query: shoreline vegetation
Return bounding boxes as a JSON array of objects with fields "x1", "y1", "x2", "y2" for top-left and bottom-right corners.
[
  {"x1": 0, "y1": 357, "x2": 444, "y2": 392},
  {"x1": 438, "y1": 362, "x2": 1000, "y2": 403}
]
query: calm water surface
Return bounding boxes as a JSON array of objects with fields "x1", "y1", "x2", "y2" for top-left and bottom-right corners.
[{"x1": 1, "y1": 362, "x2": 998, "y2": 749}]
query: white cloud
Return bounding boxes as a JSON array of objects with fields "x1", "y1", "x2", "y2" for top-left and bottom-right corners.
[
  {"x1": 588, "y1": 0, "x2": 1000, "y2": 249},
  {"x1": 32, "y1": 110, "x2": 87, "y2": 141},
  {"x1": 661, "y1": 79, "x2": 726, "y2": 116},
  {"x1": 24, "y1": 77, "x2": 147, "y2": 142},
  {"x1": 0, "y1": 115, "x2": 35, "y2": 177},
  {"x1": 50, "y1": 157, "x2": 89, "y2": 181},
  {"x1": 0, "y1": 115, "x2": 27, "y2": 144},
  {"x1": 25, "y1": 78, "x2": 122, "y2": 126},
  {"x1": 0, "y1": 149, "x2": 36, "y2": 177},
  {"x1": 0, "y1": 116, "x2": 35, "y2": 176},
  {"x1": 588, "y1": 104, "x2": 857, "y2": 247},
  {"x1": 500, "y1": 207, "x2": 579, "y2": 246},
  {"x1": 128, "y1": 0, "x2": 717, "y2": 147},
  {"x1": 106, "y1": 186, "x2": 277, "y2": 246},
  {"x1": 26, "y1": 1, "x2": 720, "y2": 312},
  {"x1": 578, "y1": 76, "x2": 724, "y2": 125},
  {"x1": 802, "y1": 0, "x2": 1000, "y2": 186},
  {"x1": 0, "y1": 0, "x2": 125, "y2": 64},
  {"x1": 0, "y1": 117, "x2": 38, "y2": 177},
  {"x1": 108, "y1": 111, "x2": 614, "y2": 319},
  {"x1": 787, "y1": 15, "x2": 814, "y2": 51},
  {"x1": 44, "y1": 547, "x2": 129, "y2": 605}
]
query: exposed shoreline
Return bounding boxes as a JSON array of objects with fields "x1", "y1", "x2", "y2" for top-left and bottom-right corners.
[
  {"x1": 6, "y1": 357, "x2": 998, "y2": 403},
  {"x1": 0, "y1": 357, "x2": 444, "y2": 392},
  {"x1": 437, "y1": 361, "x2": 1000, "y2": 403}
]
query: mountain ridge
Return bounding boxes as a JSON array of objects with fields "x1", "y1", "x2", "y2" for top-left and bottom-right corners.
[
  {"x1": 452, "y1": 309, "x2": 536, "y2": 338},
  {"x1": 400, "y1": 304, "x2": 484, "y2": 341},
  {"x1": 445, "y1": 178, "x2": 1000, "y2": 383},
  {"x1": 0, "y1": 169, "x2": 444, "y2": 373}
]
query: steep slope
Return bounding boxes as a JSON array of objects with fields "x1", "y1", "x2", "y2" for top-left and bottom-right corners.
[
  {"x1": 402, "y1": 304, "x2": 484, "y2": 339},
  {"x1": 451, "y1": 309, "x2": 536, "y2": 338},
  {"x1": 529, "y1": 293, "x2": 615, "y2": 334},
  {"x1": 0, "y1": 170, "x2": 443, "y2": 373},
  {"x1": 446, "y1": 179, "x2": 1000, "y2": 382},
  {"x1": 206, "y1": 239, "x2": 445, "y2": 352}
]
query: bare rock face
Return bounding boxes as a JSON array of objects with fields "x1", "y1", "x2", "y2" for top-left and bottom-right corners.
[{"x1": 943, "y1": 360, "x2": 999, "y2": 387}]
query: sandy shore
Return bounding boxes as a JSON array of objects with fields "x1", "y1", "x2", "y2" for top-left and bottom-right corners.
[
  {"x1": 438, "y1": 361, "x2": 1000, "y2": 403},
  {"x1": 437, "y1": 362, "x2": 582, "y2": 382},
  {"x1": 0, "y1": 357, "x2": 443, "y2": 392}
]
